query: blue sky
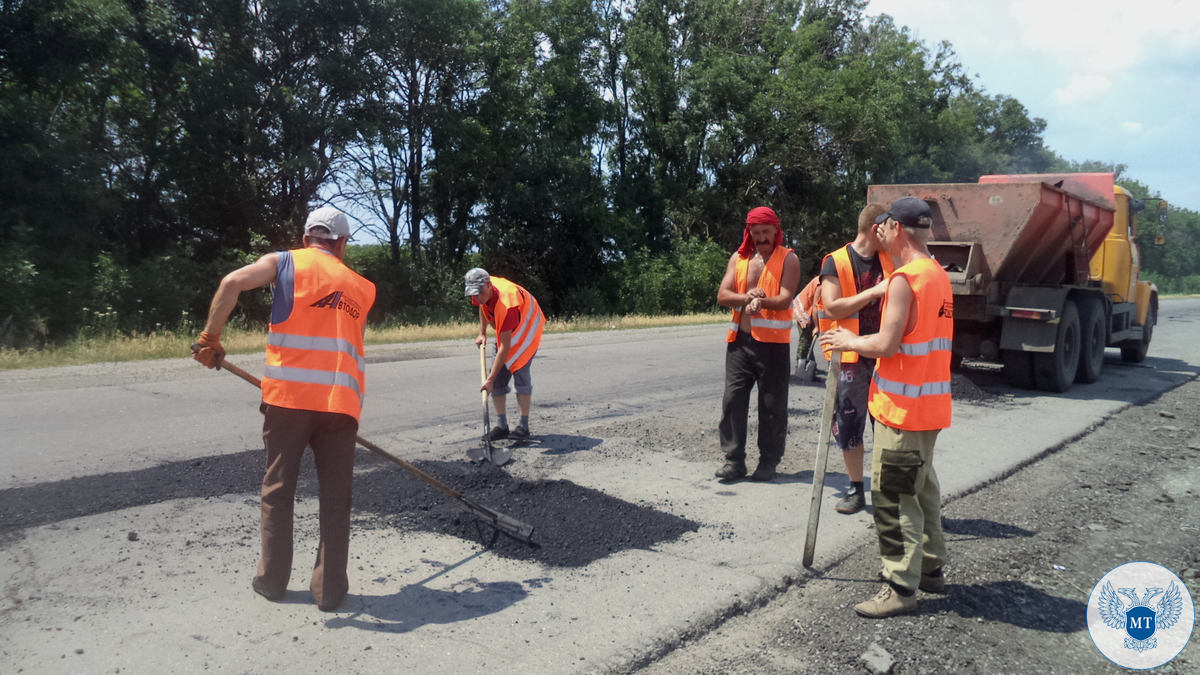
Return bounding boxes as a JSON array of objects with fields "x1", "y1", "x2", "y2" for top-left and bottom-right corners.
[{"x1": 867, "y1": 0, "x2": 1200, "y2": 213}]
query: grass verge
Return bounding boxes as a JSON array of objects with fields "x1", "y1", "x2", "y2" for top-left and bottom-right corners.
[{"x1": 0, "y1": 312, "x2": 727, "y2": 371}]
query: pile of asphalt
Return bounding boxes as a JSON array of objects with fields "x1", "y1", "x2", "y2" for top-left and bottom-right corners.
[{"x1": 354, "y1": 458, "x2": 701, "y2": 567}]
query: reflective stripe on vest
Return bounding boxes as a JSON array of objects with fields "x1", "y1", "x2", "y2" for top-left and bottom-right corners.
[
  {"x1": 871, "y1": 373, "x2": 952, "y2": 399},
  {"x1": 264, "y1": 364, "x2": 363, "y2": 398},
  {"x1": 896, "y1": 337, "x2": 953, "y2": 357},
  {"x1": 261, "y1": 248, "x2": 376, "y2": 421},
  {"x1": 867, "y1": 257, "x2": 953, "y2": 431},
  {"x1": 485, "y1": 276, "x2": 544, "y2": 372},
  {"x1": 726, "y1": 245, "x2": 794, "y2": 344},
  {"x1": 267, "y1": 332, "x2": 366, "y2": 374},
  {"x1": 816, "y1": 244, "x2": 894, "y2": 364}
]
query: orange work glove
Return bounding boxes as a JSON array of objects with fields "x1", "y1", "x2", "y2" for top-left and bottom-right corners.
[{"x1": 191, "y1": 331, "x2": 225, "y2": 370}]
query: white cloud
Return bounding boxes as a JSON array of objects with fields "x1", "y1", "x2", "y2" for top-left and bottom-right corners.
[
  {"x1": 1054, "y1": 73, "x2": 1112, "y2": 105},
  {"x1": 1011, "y1": 0, "x2": 1200, "y2": 105},
  {"x1": 864, "y1": 0, "x2": 1200, "y2": 210}
]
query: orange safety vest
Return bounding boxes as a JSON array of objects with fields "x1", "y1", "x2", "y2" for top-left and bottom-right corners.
[
  {"x1": 726, "y1": 246, "x2": 794, "y2": 344},
  {"x1": 792, "y1": 275, "x2": 820, "y2": 329},
  {"x1": 868, "y1": 257, "x2": 953, "y2": 431},
  {"x1": 816, "y1": 244, "x2": 894, "y2": 363},
  {"x1": 261, "y1": 247, "x2": 377, "y2": 422},
  {"x1": 481, "y1": 276, "x2": 544, "y2": 373}
]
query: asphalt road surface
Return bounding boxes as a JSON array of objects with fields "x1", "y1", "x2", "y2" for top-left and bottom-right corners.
[{"x1": 2, "y1": 298, "x2": 1198, "y2": 673}]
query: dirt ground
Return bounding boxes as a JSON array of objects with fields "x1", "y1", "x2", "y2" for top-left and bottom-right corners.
[{"x1": 636, "y1": 374, "x2": 1200, "y2": 674}]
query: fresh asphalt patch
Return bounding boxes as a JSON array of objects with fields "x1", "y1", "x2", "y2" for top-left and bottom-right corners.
[{"x1": 1, "y1": 448, "x2": 701, "y2": 569}]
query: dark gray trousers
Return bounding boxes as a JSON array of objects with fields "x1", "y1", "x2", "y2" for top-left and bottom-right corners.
[{"x1": 719, "y1": 331, "x2": 790, "y2": 465}]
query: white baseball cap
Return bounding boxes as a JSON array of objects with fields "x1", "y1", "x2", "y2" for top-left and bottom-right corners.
[{"x1": 304, "y1": 206, "x2": 352, "y2": 240}]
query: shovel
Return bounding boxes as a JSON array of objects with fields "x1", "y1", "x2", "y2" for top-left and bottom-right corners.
[
  {"x1": 802, "y1": 350, "x2": 842, "y2": 567},
  {"x1": 214, "y1": 357, "x2": 535, "y2": 546},
  {"x1": 469, "y1": 343, "x2": 513, "y2": 466}
]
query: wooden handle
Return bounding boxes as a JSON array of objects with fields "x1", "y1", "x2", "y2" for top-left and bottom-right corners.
[{"x1": 802, "y1": 352, "x2": 841, "y2": 567}]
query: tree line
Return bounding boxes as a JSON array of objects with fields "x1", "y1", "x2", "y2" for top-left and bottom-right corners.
[{"x1": 2, "y1": 0, "x2": 1196, "y2": 349}]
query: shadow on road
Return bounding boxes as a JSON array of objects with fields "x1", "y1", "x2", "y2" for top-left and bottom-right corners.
[
  {"x1": 327, "y1": 579, "x2": 530, "y2": 633},
  {"x1": 942, "y1": 517, "x2": 1035, "y2": 540},
  {"x1": 922, "y1": 580, "x2": 1086, "y2": 633},
  {"x1": 529, "y1": 433, "x2": 603, "y2": 455},
  {"x1": 324, "y1": 551, "x2": 531, "y2": 633}
]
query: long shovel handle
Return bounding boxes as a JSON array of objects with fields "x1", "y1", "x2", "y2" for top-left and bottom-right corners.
[
  {"x1": 802, "y1": 352, "x2": 841, "y2": 567},
  {"x1": 214, "y1": 358, "x2": 536, "y2": 545},
  {"x1": 480, "y1": 343, "x2": 492, "y2": 435}
]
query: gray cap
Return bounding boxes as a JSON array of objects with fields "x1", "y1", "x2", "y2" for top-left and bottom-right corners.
[
  {"x1": 304, "y1": 206, "x2": 352, "y2": 240},
  {"x1": 464, "y1": 267, "x2": 490, "y2": 296}
]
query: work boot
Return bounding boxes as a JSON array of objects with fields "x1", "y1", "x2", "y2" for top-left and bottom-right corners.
[
  {"x1": 919, "y1": 568, "x2": 947, "y2": 594},
  {"x1": 714, "y1": 460, "x2": 747, "y2": 481},
  {"x1": 252, "y1": 577, "x2": 285, "y2": 602},
  {"x1": 854, "y1": 583, "x2": 917, "y2": 618},
  {"x1": 487, "y1": 426, "x2": 509, "y2": 442},
  {"x1": 749, "y1": 462, "x2": 778, "y2": 482},
  {"x1": 316, "y1": 593, "x2": 345, "y2": 612},
  {"x1": 509, "y1": 425, "x2": 530, "y2": 441},
  {"x1": 835, "y1": 490, "x2": 866, "y2": 514}
]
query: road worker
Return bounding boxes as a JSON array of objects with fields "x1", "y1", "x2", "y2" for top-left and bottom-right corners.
[
  {"x1": 815, "y1": 203, "x2": 894, "y2": 514},
  {"x1": 714, "y1": 206, "x2": 802, "y2": 483},
  {"x1": 820, "y1": 196, "x2": 953, "y2": 618},
  {"x1": 192, "y1": 206, "x2": 376, "y2": 612},
  {"x1": 465, "y1": 268, "x2": 545, "y2": 441}
]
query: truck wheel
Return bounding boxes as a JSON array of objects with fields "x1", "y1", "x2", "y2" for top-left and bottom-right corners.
[
  {"x1": 1002, "y1": 349, "x2": 1035, "y2": 389},
  {"x1": 1034, "y1": 300, "x2": 1080, "y2": 393},
  {"x1": 1075, "y1": 297, "x2": 1105, "y2": 384},
  {"x1": 1120, "y1": 302, "x2": 1155, "y2": 363}
]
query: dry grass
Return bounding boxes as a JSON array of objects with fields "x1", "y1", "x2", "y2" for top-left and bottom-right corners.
[{"x1": 0, "y1": 312, "x2": 727, "y2": 371}]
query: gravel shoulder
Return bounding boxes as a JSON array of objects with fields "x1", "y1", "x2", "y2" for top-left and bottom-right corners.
[{"x1": 637, "y1": 375, "x2": 1200, "y2": 674}]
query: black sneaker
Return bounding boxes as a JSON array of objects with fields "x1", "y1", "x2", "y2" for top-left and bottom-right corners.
[
  {"x1": 919, "y1": 568, "x2": 946, "y2": 594},
  {"x1": 510, "y1": 425, "x2": 530, "y2": 441},
  {"x1": 749, "y1": 462, "x2": 778, "y2": 482},
  {"x1": 486, "y1": 426, "x2": 509, "y2": 442},
  {"x1": 714, "y1": 461, "x2": 747, "y2": 481},
  {"x1": 835, "y1": 490, "x2": 866, "y2": 514}
]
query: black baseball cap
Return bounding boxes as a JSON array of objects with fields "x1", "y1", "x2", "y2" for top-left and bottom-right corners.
[{"x1": 875, "y1": 196, "x2": 932, "y2": 228}]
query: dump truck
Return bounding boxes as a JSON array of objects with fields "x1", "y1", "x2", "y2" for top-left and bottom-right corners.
[{"x1": 866, "y1": 173, "x2": 1158, "y2": 393}]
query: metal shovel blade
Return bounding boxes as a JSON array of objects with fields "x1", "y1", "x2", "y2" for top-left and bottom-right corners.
[{"x1": 477, "y1": 343, "x2": 513, "y2": 466}]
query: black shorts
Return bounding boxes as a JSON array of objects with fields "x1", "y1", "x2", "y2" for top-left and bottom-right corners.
[{"x1": 832, "y1": 358, "x2": 874, "y2": 451}]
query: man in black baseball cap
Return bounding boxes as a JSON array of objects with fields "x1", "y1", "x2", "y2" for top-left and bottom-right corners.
[{"x1": 875, "y1": 196, "x2": 932, "y2": 229}]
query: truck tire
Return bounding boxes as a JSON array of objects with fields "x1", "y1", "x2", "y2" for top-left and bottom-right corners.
[
  {"x1": 1034, "y1": 300, "x2": 1080, "y2": 392},
  {"x1": 1075, "y1": 297, "x2": 1105, "y2": 384},
  {"x1": 1120, "y1": 302, "x2": 1155, "y2": 363},
  {"x1": 1002, "y1": 349, "x2": 1036, "y2": 389}
]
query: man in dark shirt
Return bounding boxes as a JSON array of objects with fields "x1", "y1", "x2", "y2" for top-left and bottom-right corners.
[{"x1": 816, "y1": 203, "x2": 892, "y2": 514}]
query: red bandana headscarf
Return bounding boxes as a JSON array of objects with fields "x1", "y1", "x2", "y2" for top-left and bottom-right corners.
[{"x1": 737, "y1": 206, "x2": 782, "y2": 258}]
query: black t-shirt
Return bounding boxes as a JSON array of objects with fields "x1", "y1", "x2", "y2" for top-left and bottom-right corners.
[{"x1": 820, "y1": 245, "x2": 885, "y2": 336}]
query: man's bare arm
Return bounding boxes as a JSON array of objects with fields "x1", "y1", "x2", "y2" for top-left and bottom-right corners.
[
  {"x1": 201, "y1": 253, "x2": 280, "y2": 335},
  {"x1": 819, "y1": 274, "x2": 887, "y2": 320},
  {"x1": 819, "y1": 275, "x2": 913, "y2": 359},
  {"x1": 716, "y1": 253, "x2": 763, "y2": 309}
]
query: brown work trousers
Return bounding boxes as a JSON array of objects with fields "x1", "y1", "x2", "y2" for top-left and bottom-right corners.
[{"x1": 255, "y1": 404, "x2": 357, "y2": 609}]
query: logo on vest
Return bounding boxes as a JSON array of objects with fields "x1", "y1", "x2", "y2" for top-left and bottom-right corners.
[
  {"x1": 937, "y1": 300, "x2": 953, "y2": 318},
  {"x1": 1086, "y1": 562, "x2": 1194, "y2": 669},
  {"x1": 310, "y1": 291, "x2": 361, "y2": 320}
]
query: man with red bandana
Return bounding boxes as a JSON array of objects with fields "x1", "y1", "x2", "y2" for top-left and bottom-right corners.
[{"x1": 714, "y1": 206, "x2": 802, "y2": 482}]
